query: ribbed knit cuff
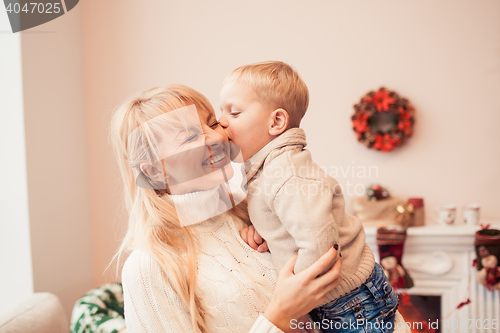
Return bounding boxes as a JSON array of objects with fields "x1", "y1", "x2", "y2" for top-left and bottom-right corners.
[
  {"x1": 324, "y1": 244, "x2": 375, "y2": 302},
  {"x1": 249, "y1": 314, "x2": 284, "y2": 333}
]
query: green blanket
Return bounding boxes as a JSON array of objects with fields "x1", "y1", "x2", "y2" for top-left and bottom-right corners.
[{"x1": 70, "y1": 283, "x2": 126, "y2": 333}]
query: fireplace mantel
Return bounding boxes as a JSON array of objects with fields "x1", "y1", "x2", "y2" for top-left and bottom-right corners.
[
  {"x1": 364, "y1": 221, "x2": 500, "y2": 247},
  {"x1": 363, "y1": 220, "x2": 500, "y2": 333}
]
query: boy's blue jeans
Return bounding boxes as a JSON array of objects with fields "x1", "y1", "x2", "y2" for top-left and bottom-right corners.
[{"x1": 309, "y1": 263, "x2": 398, "y2": 333}]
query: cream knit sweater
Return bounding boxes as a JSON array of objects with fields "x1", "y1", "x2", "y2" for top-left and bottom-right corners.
[
  {"x1": 121, "y1": 187, "x2": 285, "y2": 333},
  {"x1": 245, "y1": 128, "x2": 375, "y2": 304},
  {"x1": 121, "y1": 185, "x2": 410, "y2": 333}
]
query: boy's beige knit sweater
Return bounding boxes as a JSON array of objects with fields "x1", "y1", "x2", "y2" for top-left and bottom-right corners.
[{"x1": 246, "y1": 128, "x2": 375, "y2": 303}]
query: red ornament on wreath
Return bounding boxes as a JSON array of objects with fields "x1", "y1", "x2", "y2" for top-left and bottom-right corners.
[{"x1": 352, "y1": 87, "x2": 415, "y2": 152}]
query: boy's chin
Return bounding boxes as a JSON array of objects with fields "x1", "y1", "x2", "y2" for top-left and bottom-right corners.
[
  {"x1": 242, "y1": 147, "x2": 261, "y2": 162},
  {"x1": 240, "y1": 148, "x2": 254, "y2": 161},
  {"x1": 228, "y1": 142, "x2": 245, "y2": 163}
]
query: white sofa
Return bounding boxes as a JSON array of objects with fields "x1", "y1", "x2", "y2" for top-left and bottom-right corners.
[{"x1": 0, "y1": 293, "x2": 68, "y2": 333}]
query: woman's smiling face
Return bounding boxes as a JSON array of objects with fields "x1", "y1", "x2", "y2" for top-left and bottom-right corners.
[{"x1": 141, "y1": 104, "x2": 234, "y2": 195}]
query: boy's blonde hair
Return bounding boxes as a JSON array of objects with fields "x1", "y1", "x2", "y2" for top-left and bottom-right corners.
[{"x1": 223, "y1": 61, "x2": 309, "y2": 128}]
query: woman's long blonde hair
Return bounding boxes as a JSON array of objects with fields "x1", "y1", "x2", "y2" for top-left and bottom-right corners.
[{"x1": 109, "y1": 84, "x2": 249, "y2": 332}]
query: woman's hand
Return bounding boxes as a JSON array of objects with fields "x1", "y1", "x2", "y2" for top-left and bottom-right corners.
[
  {"x1": 263, "y1": 246, "x2": 342, "y2": 332},
  {"x1": 240, "y1": 225, "x2": 269, "y2": 252}
]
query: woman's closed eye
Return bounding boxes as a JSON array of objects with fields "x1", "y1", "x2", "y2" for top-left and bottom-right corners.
[
  {"x1": 185, "y1": 133, "x2": 199, "y2": 142},
  {"x1": 176, "y1": 127, "x2": 202, "y2": 144},
  {"x1": 209, "y1": 121, "x2": 220, "y2": 129}
]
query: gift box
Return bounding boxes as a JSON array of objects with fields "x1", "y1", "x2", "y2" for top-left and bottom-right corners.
[{"x1": 353, "y1": 196, "x2": 405, "y2": 226}]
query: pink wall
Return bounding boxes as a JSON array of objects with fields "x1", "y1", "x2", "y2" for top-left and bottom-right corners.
[
  {"x1": 21, "y1": 5, "x2": 94, "y2": 317},
  {"x1": 80, "y1": 0, "x2": 500, "y2": 285}
]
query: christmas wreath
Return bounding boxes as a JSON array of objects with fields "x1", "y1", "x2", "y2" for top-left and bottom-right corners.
[{"x1": 352, "y1": 87, "x2": 415, "y2": 152}]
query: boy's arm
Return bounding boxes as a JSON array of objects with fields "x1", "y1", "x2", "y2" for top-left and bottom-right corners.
[{"x1": 273, "y1": 176, "x2": 340, "y2": 275}]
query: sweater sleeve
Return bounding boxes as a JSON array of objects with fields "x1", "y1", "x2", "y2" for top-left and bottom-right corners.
[
  {"x1": 122, "y1": 250, "x2": 195, "y2": 333},
  {"x1": 122, "y1": 250, "x2": 284, "y2": 333},
  {"x1": 273, "y1": 176, "x2": 340, "y2": 275}
]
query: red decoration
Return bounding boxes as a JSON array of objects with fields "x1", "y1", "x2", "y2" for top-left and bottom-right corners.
[
  {"x1": 368, "y1": 90, "x2": 395, "y2": 112},
  {"x1": 352, "y1": 112, "x2": 370, "y2": 133},
  {"x1": 352, "y1": 87, "x2": 415, "y2": 152},
  {"x1": 373, "y1": 133, "x2": 398, "y2": 152},
  {"x1": 456, "y1": 299, "x2": 471, "y2": 309}
]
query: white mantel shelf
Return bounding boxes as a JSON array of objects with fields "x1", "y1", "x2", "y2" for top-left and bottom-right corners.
[
  {"x1": 364, "y1": 220, "x2": 500, "y2": 236},
  {"x1": 364, "y1": 220, "x2": 500, "y2": 247}
]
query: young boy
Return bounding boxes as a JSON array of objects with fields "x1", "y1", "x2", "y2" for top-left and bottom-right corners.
[{"x1": 218, "y1": 61, "x2": 399, "y2": 333}]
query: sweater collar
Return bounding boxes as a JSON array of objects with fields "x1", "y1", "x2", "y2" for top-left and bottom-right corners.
[
  {"x1": 170, "y1": 186, "x2": 221, "y2": 226},
  {"x1": 245, "y1": 128, "x2": 307, "y2": 182}
]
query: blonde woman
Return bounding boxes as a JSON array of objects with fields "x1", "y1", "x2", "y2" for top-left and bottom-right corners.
[{"x1": 110, "y1": 84, "x2": 343, "y2": 333}]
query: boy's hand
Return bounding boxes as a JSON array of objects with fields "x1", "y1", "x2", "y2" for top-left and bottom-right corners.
[{"x1": 240, "y1": 225, "x2": 269, "y2": 252}]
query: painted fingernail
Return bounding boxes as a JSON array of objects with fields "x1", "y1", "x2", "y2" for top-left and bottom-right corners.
[{"x1": 333, "y1": 243, "x2": 339, "y2": 251}]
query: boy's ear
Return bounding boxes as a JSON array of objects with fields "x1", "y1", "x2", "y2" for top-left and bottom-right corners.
[{"x1": 269, "y1": 108, "x2": 289, "y2": 136}]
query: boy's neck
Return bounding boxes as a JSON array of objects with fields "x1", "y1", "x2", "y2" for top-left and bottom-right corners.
[
  {"x1": 245, "y1": 126, "x2": 297, "y2": 163},
  {"x1": 246, "y1": 137, "x2": 277, "y2": 165}
]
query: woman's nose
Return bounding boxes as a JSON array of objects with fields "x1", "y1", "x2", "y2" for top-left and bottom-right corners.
[{"x1": 204, "y1": 128, "x2": 225, "y2": 148}]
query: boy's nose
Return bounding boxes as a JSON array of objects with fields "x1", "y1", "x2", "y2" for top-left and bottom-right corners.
[{"x1": 218, "y1": 115, "x2": 228, "y2": 129}]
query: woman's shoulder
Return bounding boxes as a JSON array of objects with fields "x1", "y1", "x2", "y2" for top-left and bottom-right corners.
[
  {"x1": 123, "y1": 249, "x2": 155, "y2": 269},
  {"x1": 122, "y1": 249, "x2": 162, "y2": 287}
]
